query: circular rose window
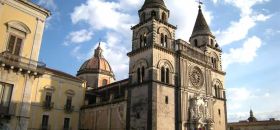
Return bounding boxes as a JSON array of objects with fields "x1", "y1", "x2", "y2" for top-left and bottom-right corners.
[{"x1": 189, "y1": 67, "x2": 204, "y2": 87}]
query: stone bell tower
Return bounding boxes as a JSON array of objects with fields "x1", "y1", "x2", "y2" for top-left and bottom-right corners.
[{"x1": 127, "y1": 0, "x2": 178, "y2": 129}]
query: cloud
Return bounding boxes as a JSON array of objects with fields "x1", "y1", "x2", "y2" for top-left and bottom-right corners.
[
  {"x1": 38, "y1": 0, "x2": 57, "y2": 10},
  {"x1": 71, "y1": 0, "x2": 137, "y2": 35},
  {"x1": 167, "y1": 0, "x2": 212, "y2": 39},
  {"x1": 69, "y1": 0, "x2": 213, "y2": 79},
  {"x1": 227, "y1": 86, "x2": 274, "y2": 122},
  {"x1": 216, "y1": 0, "x2": 271, "y2": 46},
  {"x1": 64, "y1": 29, "x2": 94, "y2": 45},
  {"x1": 222, "y1": 36, "x2": 262, "y2": 69}
]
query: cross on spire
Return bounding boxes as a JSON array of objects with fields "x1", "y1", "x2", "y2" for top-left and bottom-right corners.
[{"x1": 196, "y1": 0, "x2": 203, "y2": 8}]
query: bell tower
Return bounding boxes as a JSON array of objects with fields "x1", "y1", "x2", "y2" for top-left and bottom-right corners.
[
  {"x1": 189, "y1": 5, "x2": 223, "y2": 71},
  {"x1": 127, "y1": 0, "x2": 178, "y2": 130}
]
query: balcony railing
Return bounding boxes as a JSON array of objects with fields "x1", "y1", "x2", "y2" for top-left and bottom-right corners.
[
  {"x1": 43, "y1": 101, "x2": 54, "y2": 110},
  {"x1": 63, "y1": 127, "x2": 72, "y2": 130},
  {"x1": 40, "y1": 124, "x2": 50, "y2": 130},
  {"x1": 0, "y1": 102, "x2": 16, "y2": 119},
  {"x1": 64, "y1": 105, "x2": 74, "y2": 113},
  {"x1": 0, "y1": 51, "x2": 46, "y2": 74}
]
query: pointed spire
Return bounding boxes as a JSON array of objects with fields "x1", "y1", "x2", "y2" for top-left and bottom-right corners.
[
  {"x1": 248, "y1": 109, "x2": 257, "y2": 122},
  {"x1": 141, "y1": 0, "x2": 167, "y2": 10},
  {"x1": 94, "y1": 42, "x2": 103, "y2": 58},
  {"x1": 191, "y1": 5, "x2": 213, "y2": 38}
]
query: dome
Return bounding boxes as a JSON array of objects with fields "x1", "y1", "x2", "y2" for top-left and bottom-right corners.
[{"x1": 77, "y1": 44, "x2": 115, "y2": 78}]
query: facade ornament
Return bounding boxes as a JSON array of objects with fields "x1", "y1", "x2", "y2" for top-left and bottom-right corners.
[{"x1": 188, "y1": 94, "x2": 214, "y2": 130}]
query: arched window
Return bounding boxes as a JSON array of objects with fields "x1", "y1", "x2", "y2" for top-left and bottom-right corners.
[
  {"x1": 215, "y1": 86, "x2": 218, "y2": 97},
  {"x1": 137, "y1": 68, "x2": 141, "y2": 83},
  {"x1": 102, "y1": 79, "x2": 108, "y2": 86},
  {"x1": 211, "y1": 57, "x2": 218, "y2": 69},
  {"x1": 143, "y1": 34, "x2": 147, "y2": 46},
  {"x1": 140, "y1": 35, "x2": 143, "y2": 48},
  {"x1": 194, "y1": 39, "x2": 198, "y2": 47},
  {"x1": 141, "y1": 66, "x2": 145, "y2": 82},
  {"x1": 166, "y1": 68, "x2": 169, "y2": 84},
  {"x1": 162, "y1": 12, "x2": 167, "y2": 22},
  {"x1": 161, "y1": 67, "x2": 165, "y2": 82},
  {"x1": 151, "y1": 11, "x2": 156, "y2": 17},
  {"x1": 160, "y1": 33, "x2": 164, "y2": 46},
  {"x1": 164, "y1": 35, "x2": 168, "y2": 48},
  {"x1": 141, "y1": 13, "x2": 146, "y2": 22},
  {"x1": 211, "y1": 39, "x2": 214, "y2": 46}
]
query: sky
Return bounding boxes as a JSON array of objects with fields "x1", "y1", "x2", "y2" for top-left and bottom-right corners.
[{"x1": 32, "y1": 0, "x2": 280, "y2": 122}]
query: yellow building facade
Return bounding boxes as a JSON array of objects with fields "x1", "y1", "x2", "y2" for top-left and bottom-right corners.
[
  {"x1": 0, "y1": 0, "x2": 86, "y2": 130},
  {"x1": 29, "y1": 68, "x2": 86, "y2": 130}
]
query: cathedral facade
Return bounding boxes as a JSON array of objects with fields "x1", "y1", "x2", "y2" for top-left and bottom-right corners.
[{"x1": 79, "y1": 0, "x2": 227, "y2": 130}]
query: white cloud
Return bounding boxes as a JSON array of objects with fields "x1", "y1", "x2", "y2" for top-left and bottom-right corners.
[
  {"x1": 216, "y1": 0, "x2": 271, "y2": 46},
  {"x1": 38, "y1": 0, "x2": 57, "y2": 10},
  {"x1": 64, "y1": 29, "x2": 93, "y2": 45},
  {"x1": 227, "y1": 86, "x2": 275, "y2": 122},
  {"x1": 167, "y1": 0, "x2": 213, "y2": 39},
  {"x1": 222, "y1": 36, "x2": 262, "y2": 69},
  {"x1": 69, "y1": 0, "x2": 214, "y2": 79},
  {"x1": 71, "y1": 0, "x2": 137, "y2": 35}
]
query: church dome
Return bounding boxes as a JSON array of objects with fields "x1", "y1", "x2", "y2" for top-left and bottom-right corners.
[{"x1": 77, "y1": 44, "x2": 115, "y2": 78}]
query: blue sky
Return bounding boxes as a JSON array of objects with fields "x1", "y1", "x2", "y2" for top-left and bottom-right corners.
[{"x1": 33, "y1": 0, "x2": 280, "y2": 122}]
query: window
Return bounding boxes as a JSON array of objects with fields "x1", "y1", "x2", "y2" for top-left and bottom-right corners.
[
  {"x1": 141, "y1": 13, "x2": 145, "y2": 22},
  {"x1": 63, "y1": 118, "x2": 70, "y2": 129},
  {"x1": 41, "y1": 115, "x2": 49, "y2": 129},
  {"x1": 161, "y1": 67, "x2": 170, "y2": 84},
  {"x1": 165, "y1": 35, "x2": 167, "y2": 47},
  {"x1": 161, "y1": 67, "x2": 165, "y2": 82},
  {"x1": 211, "y1": 39, "x2": 214, "y2": 46},
  {"x1": 161, "y1": 33, "x2": 164, "y2": 46},
  {"x1": 102, "y1": 79, "x2": 108, "y2": 86},
  {"x1": 44, "y1": 92, "x2": 53, "y2": 109},
  {"x1": 151, "y1": 11, "x2": 156, "y2": 17},
  {"x1": 211, "y1": 57, "x2": 217, "y2": 69},
  {"x1": 166, "y1": 68, "x2": 169, "y2": 84},
  {"x1": 141, "y1": 66, "x2": 145, "y2": 82},
  {"x1": 140, "y1": 34, "x2": 147, "y2": 48},
  {"x1": 218, "y1": 109, "x2": 221, "y2": 116},
  {"x1": 0, "y1": 82, "x2": 13, "y2": 114},
  {"x1": 45, "y1": 92, "x2": 52, "y2": 103},
  {"x1": 162, "y1": 12, "x2": 167, "y2": 21},
  {"x1": 137, "y1": 68, "x2": 141, "y2": 83},
  {"x1": 143, "y1": 34, "x2": 147, "y2": 46},
  {"x1": 66, "y1": 96, "x2": 72, "y2": 108},
  {"x1": 7, "y1": 34, "x2": 23, "y2": 55},
  {"x1": 194, "y1": 39, "x2": 198, "y2": 47},
  {"x1": 165, "y1": 96, "x2": 168, "y2": 104}
]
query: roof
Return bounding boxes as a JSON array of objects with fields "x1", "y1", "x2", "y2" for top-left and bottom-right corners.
[
  {"x1": 45, "y1": 67, "x2": 84, "y2": 83},
  {"x1": 140, "y1": 0, "x2": 167, "y2": 10},
  {"x1": 191, "y1": 6, "x2": 213, "y2": 38},
  {"x1": 77, "y1": 44, "x2": 114, "y2": 77},
  {"x1": 17, "y1": 0, "x2": 51, "y2": 17}
]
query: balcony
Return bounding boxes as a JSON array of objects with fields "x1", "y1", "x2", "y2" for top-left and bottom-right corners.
[
  {"x1": 40, "y1": 125, "x2": 50, "y2": 130},
  {"x1": 64, "y1": 105, "x2": 74, "y2": 113},
  {"x1": 0, "y1": 102, "x2": 16, "y2": 120},
  {"x1": 63, "y1": 127, "x2": 72, "y2": 130},
  {"x1": 0, "y1": 51, "x2": 46, "y2": 75},
  {"x1": 43, "y1": 101, "x2": 54, "y2": 110}
]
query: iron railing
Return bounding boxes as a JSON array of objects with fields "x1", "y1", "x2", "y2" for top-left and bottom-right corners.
[
  {"x1": 64, "y1": 105, "x2": 74, "y2": 113},
  {"x1": 0, "y1": 51, "x2": 46, "y2": 73},
  {"x1": 43, "y1": 101, "x2": 54, "y2": 110}
]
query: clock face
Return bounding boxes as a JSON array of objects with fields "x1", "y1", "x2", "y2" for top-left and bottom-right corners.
[{"x1": 190, "y1": 67, "x2": 204, "y2": 88}]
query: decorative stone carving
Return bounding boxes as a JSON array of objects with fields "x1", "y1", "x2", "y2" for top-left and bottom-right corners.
[
  {"x1": 189, "y1": 67, "x2": 204, "y2": 88},
  {"x1": 189, "y1": 93, "x2": 213, "y2": 130}
]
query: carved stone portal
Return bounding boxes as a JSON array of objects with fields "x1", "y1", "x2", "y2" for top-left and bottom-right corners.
[{"x1": 188, "y1": 94, "x2": 214, "y2": 130}]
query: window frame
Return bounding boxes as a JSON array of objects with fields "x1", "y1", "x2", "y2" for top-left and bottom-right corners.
[{"x1": 6, "y1": 33, "x2": 24, "y2": 56}]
